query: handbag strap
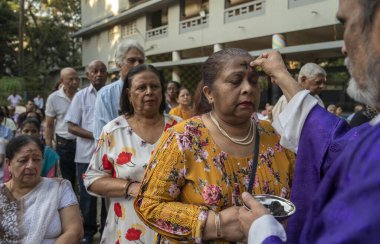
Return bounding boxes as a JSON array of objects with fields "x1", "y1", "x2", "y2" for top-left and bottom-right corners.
[{"x1": 247, "y1": 124, "x2": 260, "y2": 194}]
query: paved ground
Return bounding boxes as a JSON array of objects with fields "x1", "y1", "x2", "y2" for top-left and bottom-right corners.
[
  {"x1": 92, "y1": 233, "x2": 101, "y2": 243},
  {"x1": 91, "y1": 198, "x2": 103, "y2": 243}
]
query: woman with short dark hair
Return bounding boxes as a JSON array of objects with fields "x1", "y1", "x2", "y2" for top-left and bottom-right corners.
[
  {"x1": 0, "y1": 135, "x2": 83, "y2": 243},
  {"x1": 135, "y1": 48, "x2": 295, "y2": 243}
]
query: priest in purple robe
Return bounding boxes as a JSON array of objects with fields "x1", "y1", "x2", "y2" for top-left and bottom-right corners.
[{"x1": 238, "y1": 0, "x2": 380, "y2": 243}]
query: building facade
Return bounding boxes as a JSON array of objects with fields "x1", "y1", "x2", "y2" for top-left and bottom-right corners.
[{"x1": 74, "y1": 0, "x2": 350, "y2": 107}]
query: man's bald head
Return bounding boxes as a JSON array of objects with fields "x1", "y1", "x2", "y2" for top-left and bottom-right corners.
[
  {"x1": 60, "y1": 67, "x2": 77, "y2": 78},
  {"x1": 60, "y1": 67, "x2": 79, "y2": 93},
  {"x1": 86, "y1": 60, "x2": 107, "y2": 91}
]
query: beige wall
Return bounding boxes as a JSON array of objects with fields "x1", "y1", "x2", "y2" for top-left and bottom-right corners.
[
  {"x1": 81, "y1": 0, "x2": 339, "y2": 68},
  {"x1": 81, "y1": 0, "x2": 129, "y2": 27}
]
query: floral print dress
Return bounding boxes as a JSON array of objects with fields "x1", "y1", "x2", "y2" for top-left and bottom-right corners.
[
  {"x1": 135, "y1": 117, "x2": 295, "y2": 243},
  {"x1": 84, "y1": 114, "x2": 180, "y2": 244}
]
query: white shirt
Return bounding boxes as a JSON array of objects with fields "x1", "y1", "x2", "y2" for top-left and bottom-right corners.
[
  {"x1": 7, "y1": 94, "x2": 22, "y2": 107},
  {"x1": 65, "y1": 85, "x2": 98, "y2": 163},
  {"x1": 45, "y1": 87, "x2": 76, "y2": 140},
  {"x1": 272, "y1": 94, "x2": 324, "y2": 122}
]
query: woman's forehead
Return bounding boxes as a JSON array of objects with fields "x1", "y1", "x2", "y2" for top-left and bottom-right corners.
[
  {"x1": 223, "y1": 55, "x2": 253, "y2": 68},
  {"x1": 16, "y1": 143, "x2": 41, "y2": 154},
  {"x1": 221, "y1": 56, "x2": 253, "y2": 73},
  {"x1": 132, "y1": 71, "x2": 159, "y2": 82}
]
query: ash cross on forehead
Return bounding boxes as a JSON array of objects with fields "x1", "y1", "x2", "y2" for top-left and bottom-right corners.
[
  {"x1": 240, "y1": 61, "x2": 250, "y2": 70},
  {"x1": 26, "y1": 147, "x2": 39, "y2": 154},
  {"x1": 240, "y1": 61, "x2": 258, "y2": 74}
]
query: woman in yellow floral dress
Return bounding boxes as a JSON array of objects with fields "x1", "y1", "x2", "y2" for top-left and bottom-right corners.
[
  {"x1": 169, "y1": 87, "x2": 194, "y2": 120},
  {"x1": 84, "y1": 64, "x2": 181, "y2": 244},
  {"x1": 135, "y1": 48, "x2": 295, "y2": 243}
]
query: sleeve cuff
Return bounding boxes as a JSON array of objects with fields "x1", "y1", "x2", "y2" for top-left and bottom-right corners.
[
  {"x1": 248, "y1": 215, "x2": 286, "y2": 244},
  {"x1": 272, "y1": 90, "x2": 318, "y2": 153}
]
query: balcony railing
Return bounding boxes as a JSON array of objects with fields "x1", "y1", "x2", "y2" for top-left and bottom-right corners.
[
  {"x1": 179, "y1": 15, "x2": 209, "y2": 33},
  {"x1": 224, "y1": 0, "x2": 265, "y2": 23},
  {"x1": 146, "y1": 25, "x2": 168, "y2": 40}
]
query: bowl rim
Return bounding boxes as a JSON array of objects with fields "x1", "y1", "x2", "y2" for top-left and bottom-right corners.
[{"x1": 253, "y1": 194, "x2": 296, "y2": 218}]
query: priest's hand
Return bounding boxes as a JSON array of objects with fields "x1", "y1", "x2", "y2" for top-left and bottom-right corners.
[
  {"x1": 250, "y1": 51, "x2": 301, "y2": 101},
  {"x1": 239, "y1": 192, "x2": 269, "y2": 238}
]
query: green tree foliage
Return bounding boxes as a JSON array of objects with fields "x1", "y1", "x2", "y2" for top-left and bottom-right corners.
[
  {"x1": 0, "y1": 76, "x2": 24, "y2": 105},
  {"x1": 0, "y1": 0, "x2": 81, "y2": 89},
  {"x1": 23, "y1": 0, "x2": 81, "y2": 74},
  {"x1": 0, "y1": 1, "x2": 18, "y2": 77}
]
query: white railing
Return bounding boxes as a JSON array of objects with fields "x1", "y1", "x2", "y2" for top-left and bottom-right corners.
[
  {"x1": 146, "y1": 25, "x2": 168, "y2": 40},
  {"x1": 224, "y1": 0, "x2": 265, "y2": 23},
  {"x1": 179, "y1": 15, "x2": 209, "y2": 33}
]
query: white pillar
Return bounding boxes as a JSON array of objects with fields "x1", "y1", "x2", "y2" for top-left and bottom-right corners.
[
  {"x1": 172, "y1": 51, "x2": 181, "y2": 82},
  {"x1": 172, "y1": 51, "x2": 181, "y2": 62},
  {"x1": 213, "y1": 43, "x2": 223, "y2": 53},
  {"x1": 172, "y1": 68, "x2": 181, "y2": 82}
]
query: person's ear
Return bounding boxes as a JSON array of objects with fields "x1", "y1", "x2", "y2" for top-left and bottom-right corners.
[
  {"x1": 202, "y1": 86, "x2": 214, "y2": 105},
  {"x1": 6, "y1": 158, "x2": 10, "y2": 167},
  {"x1": 300, "y1": 76, "x2": 307, "y2": 88}
]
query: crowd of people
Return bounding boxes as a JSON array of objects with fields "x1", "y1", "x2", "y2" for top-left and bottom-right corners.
[{"x1": 0, "y1": 0, "x2": 380, "y2": 243}]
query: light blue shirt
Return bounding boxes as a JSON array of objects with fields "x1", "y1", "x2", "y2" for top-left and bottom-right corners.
[
  {"x1": 33, "y1": 97, "x2": 44, "y2": 109},
  {"x1": 65, "y1": 84, "x2": 98, "y2": 163},
  {"x1": 93, "y1": 78, "x2": 123, "y2": 141},
  {"x1": 0, "y1": 125, "x2": 13, "y2": 141}
]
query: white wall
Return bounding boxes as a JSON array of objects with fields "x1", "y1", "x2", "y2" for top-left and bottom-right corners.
[{"x1": 81, "y1": 0, "x2": 340, "y2": 68}]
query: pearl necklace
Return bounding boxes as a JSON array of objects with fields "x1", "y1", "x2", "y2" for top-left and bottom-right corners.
[{"x1": 209, "y1": 112, "x2": 255, "y2": 145}]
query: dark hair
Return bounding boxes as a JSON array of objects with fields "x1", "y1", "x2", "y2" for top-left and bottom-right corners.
[
  {"x1": 21, "y1": 117, "x2": 41, "y2": 131},
  {"x1": 26, "y1": 111, "x2": 42, "y2": 123},
  {"x1": 26, "y1": 99, "x2": 35, "y2": 105},
  {"x1": 193, "y1": 81, "x2": 211, "y2": 115},
  {"x1": 166, "y1": 81, "x2": 181, "y2": 91},
  {"x1": 6, "y1": 135, "x2": 44, "y2": 160},
  {"x1": 35, "y1": 108, "x2": 45, "y2": 120},
  {"x1": 361, "y1": 0, "x2": 380, "y2": 29},
  {"x1": 120, "y1": 64, "x2": 166, "y2": 116},
  {"x1": 194, "y1": 48, "x2": 253, "y2": 114},
  {"x1": 1, "y1": 105, "x2": 9, "y2": 117},
  {"x1": 176, "y1": 86, "x2": 190, "y2": 98}
]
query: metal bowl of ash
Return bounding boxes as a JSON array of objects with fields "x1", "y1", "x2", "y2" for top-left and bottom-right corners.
[{"x1": 253, "y1": 194, "x2": 296, "y2": 221}]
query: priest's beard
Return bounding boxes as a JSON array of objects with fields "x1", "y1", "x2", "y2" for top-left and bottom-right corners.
[{"x1": 345, "y1": 56, "x2": 380, "y2": 110}]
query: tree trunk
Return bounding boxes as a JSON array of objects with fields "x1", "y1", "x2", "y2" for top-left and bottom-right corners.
[{"x1": 18, "y1": 0, "x2": 25, "y2": 76}]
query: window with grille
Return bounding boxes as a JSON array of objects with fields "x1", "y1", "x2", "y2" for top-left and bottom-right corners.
[{"x1": 121, "y1": 20, "x2": 137, "y2": 38}]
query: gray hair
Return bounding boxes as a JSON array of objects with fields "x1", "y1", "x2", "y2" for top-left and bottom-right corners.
[
  {"x1": 298, "y1": 63, "x2": 326, "y2": 83},
  {"x1": 115, "y1": 39, "x2": 145, "y2": 66}
]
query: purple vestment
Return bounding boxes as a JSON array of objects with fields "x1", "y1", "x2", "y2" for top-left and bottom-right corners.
[
  {"x1": 286, "y1": 106, "x2": 371, "y2": 243},
  {"x1": 265, "y1": 106, "x2": 380, "y2": 243}
]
